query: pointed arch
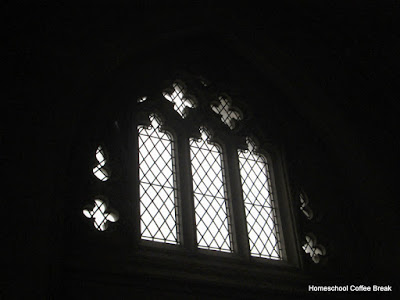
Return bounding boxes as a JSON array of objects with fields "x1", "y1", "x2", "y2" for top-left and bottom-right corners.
[{"x1": 138, "y1": 114, "x2": 179, "y2": 244}]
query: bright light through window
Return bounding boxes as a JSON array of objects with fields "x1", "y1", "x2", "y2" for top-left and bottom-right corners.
[
  {"x1": 138, "y1": 115, "x2": 179, "y2": 244},
  {"x1": 83, "y1": 199, "x2": 118, "y2": 231},
  {"x1": 190, "y1": 128, "x2": 232, "y2": 252},
  {"x1": 303, "y1": 234, "x2": 326, "y2": 263},
  {"x1": 211, "y1": 96, "x2": 242, "y2": 130},
  {"x1": 93, "y1": 146, "x2": 109, "y2": 181},
  {"x1": 163, "y1": 82, "x2": 194, "y2": 118},
  {"x1": 238, "y1": 138, "x2": 281, "y2": 259}
]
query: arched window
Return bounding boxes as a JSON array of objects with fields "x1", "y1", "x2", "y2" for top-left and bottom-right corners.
[
  {"x1": 76, "y1": 74, "x2": 301, "y2": 272},
  {"x1": 190, "y1": 127, "x2": 232, "y2": 252},
  {"x1": 138, "y1": 114, "x2": 179, "y2": 244},
  {"x1": 238, "y1": 138, "x2": 281, "y2": 259}
]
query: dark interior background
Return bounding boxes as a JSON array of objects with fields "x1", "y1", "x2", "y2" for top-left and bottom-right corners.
[{"x1": 3, "y1": 2, "x2": 399, "y2": 298}]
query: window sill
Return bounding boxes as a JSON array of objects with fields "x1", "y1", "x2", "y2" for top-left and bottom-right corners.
[{"x1": 65, "y1": 240, "x2": 309, "y2": 295}]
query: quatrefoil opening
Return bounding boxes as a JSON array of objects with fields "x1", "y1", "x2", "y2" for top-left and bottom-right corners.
[
  {"x1": 302, "y1": 234, "x2": 326, "y2": 263},
  {"x1": 163, "y1": 81, "x2": 195, "y2": 119},
  {"x1": 211, "y1": 96, "x2": 242, "y2": 130},
  {"x1": 83, "y1": 199, "x2": 119, "y2": 231}
]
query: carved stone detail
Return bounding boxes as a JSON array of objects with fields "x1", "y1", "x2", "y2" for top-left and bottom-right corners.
[
  {"x1": 83, "y1": 198, "x2": 119, "y2": 231},
  {"x1": 211, "y1": 95, "x2": 242, "y2": 129},
  {"x1": 302, "y1": 233, "x2": 326, "y2": 264}
]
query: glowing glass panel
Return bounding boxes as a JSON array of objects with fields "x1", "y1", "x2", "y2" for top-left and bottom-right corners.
[
  {"x1": 138, "y1": 115, "x2": 179, "y2": 244},
  {"x1": 303, "y1": 235, "x2": 326, "y2": 263},
  {"x1": 190, "y1": 129, "x2": 231, "y2": 252},
  {"x1": 211, "y1": 96, "x2": 241, "y2": 129},
  {"x1": 93, "y1": 146, "x2": 109, "y2": 181},
  {"x1": 137, "y1": 96, "x2": 147, "y2": 103},
  {"x1": 238, "y1": 140, "x2": 281, "y2": 259},
  {"x1": 83, "y1": 199, "x2": 118, "y2": 231},
  {"x1": 163, "y1": 82, "x2": 194, "y2": 118}
]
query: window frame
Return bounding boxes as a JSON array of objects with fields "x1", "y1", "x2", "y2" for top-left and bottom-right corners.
[
  {"x1": 137, "y1": 114, "x2": 180, "y2": 245},
  {"x1": 124, "y1": 78, "x2": 302, "y2": 269},
  {"x1": 189, "y1": 127, "x2": 233, "y2": 253},
  {"x1": 69, "y1": 78, "x2": 305, "y2": 296}
]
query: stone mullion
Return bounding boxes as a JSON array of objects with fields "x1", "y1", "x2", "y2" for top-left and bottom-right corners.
[
  {"x1": 224, "y1": 139, "x2": 250, "y2": 259},
  {"x1": 128, "y1": 113, "x2": 141, "y2": 245},
  {"x1": 177, "y1": 126, "x2": 197, "y2": 251}
]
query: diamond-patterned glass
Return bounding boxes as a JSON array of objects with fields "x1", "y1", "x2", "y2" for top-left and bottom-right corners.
[
  {"x1": 93, "y1": 146, "x2": 109, "y2": 181},
  {"x1": 163, "y1": 82, "x2": 194, "y2": 118},
  {"x1": 83, "y1": 199, "x2": 118, "y2": 231},
  {"x1": 238, "y1": 142, "x2": 281, "y2": 259},
  {"x1": 190, "y1": 129, "x2": 232, "y2": 252},
  {"x1": 303, "y1": 235, "x2": 325, "y2": 263},
  {"x1": 211, "y1": 96, "x2": 242, "y2": 129},
  {"x1": 138, "y1": 115, "x2": 179, "y2": 244},
  {"x1": 300, "y1": 192, "x2": 313, "y2": 220}
]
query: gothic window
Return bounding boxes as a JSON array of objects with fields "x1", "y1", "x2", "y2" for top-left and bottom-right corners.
[
  {"x1": 138, "y1": 115, "x2": 179, "y2": 244},
  {"x1": 190, "y1": 128, "x2": 232, "y2": 252},
  {"x1": 80, "y1": 76, "x2": 300, "y2": 268},
  {"x1": 238, "y1": 138, "x2": 281, "y2": 259}
]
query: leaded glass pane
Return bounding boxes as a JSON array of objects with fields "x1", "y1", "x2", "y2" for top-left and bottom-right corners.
[
  {"x1": 238, "y1": 140, "x2": 281, "y2": 259},
  {"x1": 190, "y1": 129, "x2": 232, "y2": 252},
  {"x1": 163, "y1": 82, "x2": 194, "y2": 118},
  {"x1": 93, "y1": 146, "x2": 109, "y2": 181},
  {"x1": 83, "y1": 199, "x2": 118, "y2": 231},
  {"x1": 211, "y1": 96, "x2": 242, "y2": 129},
  {"x1": 303, "y1": 235, "x2": 326, "y2": 263},
  {"x1": 300, "y1": 192, "x2": 313, "y2": 220},
  {"x1": 138, "y1": 115, "x2": 179, "y2": 244}
]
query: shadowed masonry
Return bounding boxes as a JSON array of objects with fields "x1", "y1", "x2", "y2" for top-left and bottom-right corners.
[{"x1": 308, "y1": 285, "x2": 392, "y2": 292}]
